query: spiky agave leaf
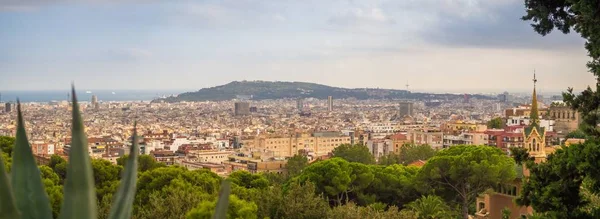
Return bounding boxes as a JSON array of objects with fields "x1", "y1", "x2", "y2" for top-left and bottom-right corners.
[
  {"x1": 11, "y1": 101, "x2": 53, "y2": 219},
  {"x1": 0, "y1": 153, "x2": 19, "y2": 219},
  {"x1": 212, "y1": 180, "x2": 231, "y2": 219},
  {"x1": 59, "y1": 86, "x2": 97, "y2": 219},
  {"x1": 108, "y1": 122, "x2": 139, "y2": 219}
]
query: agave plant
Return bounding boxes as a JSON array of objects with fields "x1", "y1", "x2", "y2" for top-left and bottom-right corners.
[{"x1": 0, "y1": 86, "x2": 140, "y2": 219}]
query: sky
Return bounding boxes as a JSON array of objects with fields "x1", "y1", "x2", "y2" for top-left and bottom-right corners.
[{"x1": 0, "y1": 0, "x2": 595, "y2": 93}]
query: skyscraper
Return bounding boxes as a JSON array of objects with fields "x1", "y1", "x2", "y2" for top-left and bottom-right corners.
[
  {"x1": 399, "y1": 102, "x2": 413, "y2": 117},
  {"x1": 5, "y1": 102, "x2": 12, "y2": 113},
  {"x1": 234, "y1": 102, "x2": 250, "y2": 116},
  {"x1": 327, "y1": 96, "x2": 333, "y2": 111},
  {"x1": 296, "y1": 99, "x2": 304, "y2": 112},
  {"x1": 91, "y1": 95, "x2": 99, "y2": 110}
]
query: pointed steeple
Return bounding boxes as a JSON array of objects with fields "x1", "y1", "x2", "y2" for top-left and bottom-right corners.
[{"x1": 530, "y1": 71, "x2": 539, "y2": 125}]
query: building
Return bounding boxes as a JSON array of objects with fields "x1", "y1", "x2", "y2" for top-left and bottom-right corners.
[
  {"x1": 407, "y1": 129, "x2": 443, "y2": 149},
  {"x1": 442, "y1": 132, "x2": 488, "y2": 148},
  {"x1": 4, "y1": 102, "x2": 11, "y2": 113},
  {"x1": 186, "y1": 150, "x2": 234, "y2": 163},
  {"x1": 241, "y1": 132, "x2": 351, "y2": 158},
  {"x1": 31, "y1": 142, "x2": 55, "y2": 156},
  {"x1": 399, "y1": 102, "x2": 414, "y2": 117},
  {"x1": 366, "y1": 139, "x2": 393, "y2": 159},
  {"x1": 388, "y1": 133, "x2": 410, "y2": 154},
  {"x1": 91, "y1": 95, "x2": 99, "y2": 110},
  {"x1": 234, "y1": 102, "x2": 250, "y2": 116},
  {"x1": 327, "y1": 96, "x2": 333, "y2": 111},
  {"x1": 476, "y1": 74, "x2": 553, "y2": 219},
  {"x1": 547, "y1": 104, "x2": 580, "y2": 138},
  {"x1": 296, "y1": 99, "x2": 304, "y2": 111}
]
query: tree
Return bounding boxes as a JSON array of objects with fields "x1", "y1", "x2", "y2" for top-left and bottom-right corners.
[
  {"x1": 327, "y1": 202, "x2": 412, "y2": 219},
  {"x1": 418, "y1": 145, "x2": 516, "y2": 219},
  {"x1": 522, "y1": 0, "x2": 600, "y2": 138},
  {"x1": 286, "y1": 154, "x2": 308, "y2": 177},
  {"x1": 566, "y1": 129, "x2": 588, "y2": 139},
  {"x1": 378, "y1": 153, "x2": 401, "y2": 166},
  {"x1": 117, "y1": 154, "x2": 166, "y2": 172},
  {"x1": 279, "y1": 181, "x2": 329, "y2": 219},
  {"x1": 362, "y1": 164, "x2": 420, "y2": 207},
  {"x1": 406, "y1": 195, "x2": 455, "y2": 219},
  {"x1": 509, "y1": 146, "x2": 531, "y2": 165},
  {"x1": 332, "y1": 144, "x2": 375, "y2": 164},
  {"x1": 295, "y1": 157, "x2": 353, "y2": 205},
  {"x1": 487, "y1": 117, "x2": 504, "y2": 129},
  {"x1": 517, "y1": 140, "x2": 600, "y2": 218},
  {"x1": 186, "y1": 194, "x2": 258, "y2": 219},
  {"x1": 501, "y1": 207, "x2": 511, "y2": 219},
  {"x1": 39, "y1": 165, "x2": 63, "y2": 218},
  {"x1": 134, "y1": 185, "x2": 212, "y2": 219},
  {"x1": 398, "y1": 144, "x2": 436, "y2": 165},
  {"x1": 0, "y1": 136, "x2": 15, "y2": 157},
  {"x1": 91, "y1": 159, "x2": 122, "y2": 201}
]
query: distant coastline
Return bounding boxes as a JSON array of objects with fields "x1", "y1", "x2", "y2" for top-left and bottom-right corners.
[{"x1": 0, "y1": 90, "x2": 188, "y2": 103}]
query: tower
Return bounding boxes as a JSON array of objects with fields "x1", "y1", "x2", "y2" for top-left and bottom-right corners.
[
  {"x1": 524, "y1": 71, "x2": 546, "y2": 162},
  {"x1": 327, "y1": 96, "x2": 333, "y2": 112},
  {"x1": 296, "y1": 99, "x2": 304, "y2": 112},
  {"x1": 399, "y1": 102, "x2": 414, "y2": 117}
]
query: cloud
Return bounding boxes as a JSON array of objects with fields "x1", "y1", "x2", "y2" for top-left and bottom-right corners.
[
  {"x1": 0, "y1": 5, "x2": 38, "y2": 12},
  {"x1": 328, "y1": 7, "x2": 395, "y2": 26}
]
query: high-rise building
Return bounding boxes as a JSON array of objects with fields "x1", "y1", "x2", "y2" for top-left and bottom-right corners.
[
  {"x1": 296, "y1": 99, "x2": 304, "y2": 112},
  {"x1": 234, "y1": 102, "x2": 250, "y2": 116},
  {"x1": 327, "y1": 96, "x2": 333, "y2": 111},
  {"x1": 4, "y1": 102, "x2": 11, "y2": 113},
  {"x1": 398, "y1": 102, "x2": 413, "y2": 117},
  {"x1": 91, "y1": 95, "x2": 99, "y2": 110}
]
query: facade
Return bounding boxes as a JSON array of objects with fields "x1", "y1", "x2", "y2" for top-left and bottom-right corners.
[
  {"x1": 388, "y1": 133, "x2": 410, "y2": 154},
  {"x1": 4, "y1": 102, "x2": 11, "y2": 113},
  {"x1": 241, "y1": 132, "x2": 351, "y2": 157},
  {"x1": 186, "y1": 150, "x2": 233, "y2": 163},
  {"x1": 399, "y1": 102, "x2": 414, "y2": 117},
  {"x1": 406, "y1": 130, "x2": 443, "y2": 149},
  {"x1": 234, "y1": 102, "x2": 250, "y2": 116},
  {"x1": 547, "y1": 105, "x2": 580, "y2": 138},
  {"x1": 366, "y1": 139, "x2": 393, "y2": 159},
  {"x1": 442, "y1": 132, "x2": 488, "y2": 148},
  {"x1": 31, "y1": 142, "x2": 55, "y2": 156}
]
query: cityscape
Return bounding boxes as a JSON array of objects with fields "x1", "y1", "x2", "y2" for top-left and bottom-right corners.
[{"x1": 1, "y1": 1, "x2": 599, "y2": 219}]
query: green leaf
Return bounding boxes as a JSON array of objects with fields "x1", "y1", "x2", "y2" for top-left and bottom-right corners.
[
  {"x1": 0, "y1": 152, "x2": 19, "y2": 219},
  {"x1": 108, "y1": 123, "x2": 139, "y2": 219},
  {"x1": 213, "y1": 180, "x2": 231, "y2": 219},
  {"x1": 59, "y1": 86, "x2": 97, "y2": 219},
  {"x1": 11, "y1": 101, "x2": 53, "y2": 219}
]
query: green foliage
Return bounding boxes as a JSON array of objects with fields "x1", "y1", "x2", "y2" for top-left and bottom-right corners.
[
  {"x1": 286, "y1": 154, "x2": 308, "y2": 177},
  {"x1": 11, "y1": 102, "x2": 53, "y2": 219},
  {"x1": 418, "y1": 145, "x2": 516, "y2": 219},
  {"x1": 116, "y1": 154, "x2": 165, "y2": 172},
  {"x1": 332, "y1": 144, "x2": 375, "y2": 164},
  {"x1": 398, "y1": 144, "x2": 436, "y2": 165},
  {"x1": 279, "y1": 181, "x2": 330, "y2": 219},
  {"x1": 377, "y1": 153, "x2": 400, "y2": 166},
  {"x1": 327, "y1": 202, "x2": 412, "y2": 219},
  {"x1": 0, "y1": 136, "x2": 15, "y2": 157},
  {"x1": 517, "y1": 140, "x2": 600, "y2": 218},
  {"x1": 134, "y1": 185, "x2": 212, "y2": 219},
  {"x1": 108, "y1": 125, "x2": 139, "y2": 219},
  {"x1": 186, "y1": 194, "x2": 257, "y2": 219},
  {"x1": 228, "y1": 171, "x2": 269, "y2": 190},
  {"x1": 509, "y1": 146, "x2": 531, "y2": 165},
  {"x1": 406, "y1": 195, "x2": 455, "y2": 219},
  {"x1": 0, "y1": 146, "x2": 19, "y2": 219},
  {"x1": 295, "y1": 157, "x2": 354, "y2": 205},
  {"x1": 362, "y1": 165, "x2": 420, "y2": 207},
  {"x1": 40, "y1": 166, "x2": 63, "y2": 218},
  {"x1": 501, "y1": 207, "x2": 511, "y2": 219},
  {"x1": 487, "y1": 117, "x2": 504, "y2": 129},
  {"x1": 566, "y1": 129, "x2": 588, "y2": 139},
  {"x1": 522, "y1": 0, "x2": 600, "y2": 138}
]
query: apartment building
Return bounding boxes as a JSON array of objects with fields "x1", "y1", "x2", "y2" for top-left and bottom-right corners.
[{"x1": 241, "y1": 131, "x2": 351, "y2": 157}]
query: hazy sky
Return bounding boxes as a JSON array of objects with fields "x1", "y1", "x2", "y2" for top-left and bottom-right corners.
[{"x1": 0, "y1": 0, "x2": 595, "y2": 93}]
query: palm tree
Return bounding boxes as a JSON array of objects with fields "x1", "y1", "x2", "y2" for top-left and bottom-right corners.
[{"x1": 406, "y1": 195, "x2": 453, "y2": 219}]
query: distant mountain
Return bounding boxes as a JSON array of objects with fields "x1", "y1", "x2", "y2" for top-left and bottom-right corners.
[{"x1": 154, "y1": 81, "x2": 492, "y2": 102}]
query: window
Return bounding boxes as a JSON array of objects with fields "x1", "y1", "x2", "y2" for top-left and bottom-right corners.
[{"x1": 478, "y1": 202, "x2": 485, "y2": 211}]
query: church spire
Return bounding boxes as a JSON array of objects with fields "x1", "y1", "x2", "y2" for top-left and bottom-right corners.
[{"x1": 530, "y1": 70, "x2": 539, "y2": 125}]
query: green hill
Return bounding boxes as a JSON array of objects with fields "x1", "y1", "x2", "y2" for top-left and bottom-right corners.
[{"x1": 155, "y1": 81, "x2": 491, "y2": 102}]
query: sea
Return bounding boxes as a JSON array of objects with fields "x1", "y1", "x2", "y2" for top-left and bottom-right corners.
[{"x1": 0, "y1": 90, "x2": 189, "y2": 103}]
